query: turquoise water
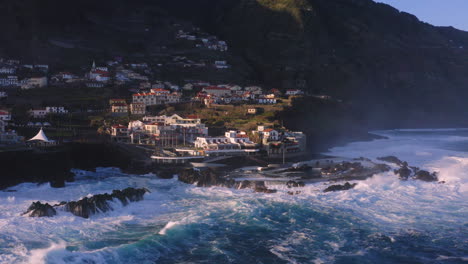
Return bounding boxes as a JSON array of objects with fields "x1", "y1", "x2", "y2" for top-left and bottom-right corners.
[{"x1": 0, "y1": 129, "x2": 467, "y2": 263}]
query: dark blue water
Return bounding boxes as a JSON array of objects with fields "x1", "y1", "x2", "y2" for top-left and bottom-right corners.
[{"x1": 0, "y1": 129, "x2": 467, "y2": 263}]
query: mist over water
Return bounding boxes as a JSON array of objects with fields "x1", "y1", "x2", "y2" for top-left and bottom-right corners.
[{"x1": 0, "y1": 129, "x2": 467, "y2": 264}]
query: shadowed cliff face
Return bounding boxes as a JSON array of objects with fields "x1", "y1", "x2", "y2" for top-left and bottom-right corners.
[{"x1": 157, "y1": 0, "x2": 468, "y2": 127}]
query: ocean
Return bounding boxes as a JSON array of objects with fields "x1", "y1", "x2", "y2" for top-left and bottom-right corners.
[{"x1": 0, "y1": 129, "x2": 467, "y2": 263}]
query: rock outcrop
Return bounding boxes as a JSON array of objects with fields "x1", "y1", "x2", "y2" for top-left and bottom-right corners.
[
  {"x1": 323, "y1": 182, "x2": 357, "y2": 192},
  {"x1": 23, "y1": 202, "x2": 57, "y2": 217},
  {"x1": 414, "y1": 170, "x2": 438, "y2": 182},
  {"x1": 377, "y1": 156, "x2": 406, "y2": 167},
  {"x1": 394, "y1": 166, "x2": 412, "y2": 180},
  {"x1": 286, "y1": 181, "x2": 305, "y2": 188},
  {"x1": 24, "y1": 187, "x2": 149, "y2": 218},
  {"x1": 178, "y1": 168, "x2": 277, "y2": 193}
]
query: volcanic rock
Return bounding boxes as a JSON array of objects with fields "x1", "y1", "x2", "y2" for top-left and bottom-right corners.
[
  {"x1": 414, "y1": 170, "x2": 438, "y2": 182},
  {"x1": 286, "y1": 181, "x2": 305, "y2": 188},
  {"x1": 323, "y1": 182, "x2": 357, "y2": 192},
  {"x1": 23, "y1": 202, "x2": 57, "y2": 217}
]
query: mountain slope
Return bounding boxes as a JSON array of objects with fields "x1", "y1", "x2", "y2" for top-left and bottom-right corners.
[{"x1": 1, "y1": 0, "x2": 468, "y2": 132}]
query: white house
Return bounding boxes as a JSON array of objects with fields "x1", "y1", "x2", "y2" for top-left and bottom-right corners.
[
  {"x1": 214, "y1": 61, "x2": 230, "y2": 69},
  {"x1": 0, "y1": 111, "x2": 11, "y2": 121},
  {"x1": 128, "y1": 120, "x2": 145, "y2": 132},
  {"x1": 286, "y1": 89, "x2": 304, "y2": 96},
  {"x1": 0, "y1": 67, "x2": 15, "y2": 74},
  {"x1": 21, "y1": 77, "x2": 48, "y2": 90},
  {"x1": 256, "y1": 126, "x2": 280, "y2": 142},
  {"x1": 0, "y1": 76, "x2": 19, "y2": 87},
  {"x1": 29, "y1": 109, "x2": 47, "y2": 119},
  {"x1": 46, "y1": 107, "x2": 68, "y2": 114}
]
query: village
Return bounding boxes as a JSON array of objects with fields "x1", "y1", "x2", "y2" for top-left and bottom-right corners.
[{"x1": 0, "y1": 22, "x2": 312, "y2": 163}]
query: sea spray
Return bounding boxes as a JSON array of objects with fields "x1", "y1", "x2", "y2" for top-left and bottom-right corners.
[{"x1": 0, "y1": 129, "x2": 466, "y2": 263}]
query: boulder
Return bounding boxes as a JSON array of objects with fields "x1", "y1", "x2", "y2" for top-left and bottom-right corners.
[
  {"x1": 414, "y1": 170, "x2": 438, "y2": 182},
  {"x1": 252, "y1": 182, "x2": 277, "y2": 193},
  {"x1": 394, "y1": 166, "x2": 412, "y2": 180},
  {"x1": 178, "y1": 168, "x2": 235, "y2": 188},
  {"x1": 323, "y1": 182, "x2": 357, "y2": 192},
  {"x1": 286, "y1": 180, "x2": 305, "y2": 188},
  {"x1": 23, "y1": 202, "x2": 56, "y2": 217}
]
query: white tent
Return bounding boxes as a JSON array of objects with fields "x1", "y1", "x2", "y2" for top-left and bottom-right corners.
[{"x1": 28, "y1": 128, "x2": 51, "y2": 142}]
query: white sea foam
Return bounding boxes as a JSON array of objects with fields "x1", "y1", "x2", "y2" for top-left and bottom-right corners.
[{"x1": 0, "y1": 129, "x2": 466, "y2": 263}]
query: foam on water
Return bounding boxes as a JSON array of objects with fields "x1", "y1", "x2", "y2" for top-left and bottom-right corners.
[{"x1": 1, "y1": 129, "x2": 468, "y2": 263}]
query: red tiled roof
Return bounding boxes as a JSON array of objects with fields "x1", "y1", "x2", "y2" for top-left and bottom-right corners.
[
  {"x1": 264, "y1": 128, "x2": 275, "y2": 132},
  {"x1": 92, "y1": 69, "x2": 108, "y2": 74},
  {"x1": 185, "y1": 115, "x2": 200, "y2": 119},
  {"x1": 112, "y1": 125, "x2": 127, "y2": 129}
]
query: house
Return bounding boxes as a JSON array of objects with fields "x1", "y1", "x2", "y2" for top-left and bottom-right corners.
[
  {"x1": 0, "y1": 76, "x2": 19, "y2": 87},
  {"x1": 111, "y1": 125, "x2": 130, "y2": 142},
  {"x1": 29, "y1": 109, "x2": 48, "y2": 119},
  {"x1": 245, "y1": 86, "x2": 263, "y2": 95},
  {"x1": 86, "y1": 82, "x2": 105, "y2": 88},
  {"x1": 0, "y1": 120, "x2": 22, "y2": 144},
  {"x1": 167, "y1": 92, "x2": 181, "y2": 103},
  {"x1": 34, "y1": 65, "x2": 49, "y2": 72},
  {"x1": 45, "y1": 107, "x2": 68, "y2": 114},
  {"x1": 255, "y1": 126, "x2": 280, "y2": 142},
  {"x1": 150, "y1": 88, "x2": 171, "y2": 95},
  {"x1": 0, "y1": 67, "x2": 16, "y2": 74},
  {"x1": 152, "y1": 82, "x2": 165, "y2": 89},
  {"x1": 129, "y1": 63, "x2": 148, "y2": 69},
  {"x1": 286, "y1": 89, "x2": 304, "y2": 96},
  {"x1": 258, "y1": 98, "x2": 277, "y2": 104},
  {"x1": 195, "y1": 136, "x2": 235, "y2": 150},
  {"x1": 61, "y1": 72, "x2": 75, "y2": 80},
  {"x1": 132, "y1": 91, "x2": 181, "y2": 106},
  {"x1": 21, "y1": 77, "x2": 48, "y2": 89},
  {"x1": 130, "y1": 102, "x2": 146, "y2": 115},
  {"x1": 247, "y1": 108, "x2": 258, "y2": 115},
  {"x1": 128, "y1": 120, "x2": 145, "y2": 132},
  {"x1": 183, "y1": 83, "x2": 194, "y2": 91},
  {"x1": 214, "y1": 61, "x2": 230, "y2": 69},
  {"x1": 195, "y1": 133, "x2": 258, "y2": 156},
  {"x1": 262, "y1": 128, "x2": 280, "y2": 142},
  {"x1": 202, "y1": 86, "x2": 231, "y2": 97},
  {"x1": 270, "y1": 89, "x2": 282, "y2": 96},
  {"x1": 109, "y1": 99, "x2": 127, "y2": 105},
  {"x1": 111, "y1": 103, "x2": 129, "y2": 114},
  {"x1": 0, "y1": 91, "x2": 7, "y2": 98},
  {"x1": 0, "y1": 111, "x2": 11, "y2": 121}
]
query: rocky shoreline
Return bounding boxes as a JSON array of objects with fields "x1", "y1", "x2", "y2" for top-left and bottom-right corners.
[
  {"x1": 23, "y1": 187, "x2": 149, "y2": 218},
  {"x1": 0, "y1": 143, "x2": 135, "y2": 190}
]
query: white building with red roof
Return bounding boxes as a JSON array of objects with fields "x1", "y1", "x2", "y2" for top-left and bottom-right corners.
[{"x1": 0, "y1": 110, "x2": 11, "y2": 121}]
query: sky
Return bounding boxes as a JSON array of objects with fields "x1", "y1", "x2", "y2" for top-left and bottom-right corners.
[{"x1": 375, "y1": 0, "x2": 468, "y2": 31}]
